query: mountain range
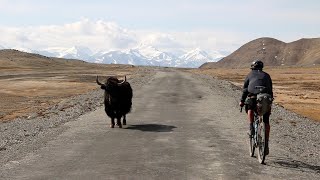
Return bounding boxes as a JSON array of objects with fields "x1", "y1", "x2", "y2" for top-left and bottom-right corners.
[
  {"x1": 200, "y1": 37, "x2": 320, "y2": 68},
  {"x1": 0, "y1": 45, "x2": 226, "y2": 68}
]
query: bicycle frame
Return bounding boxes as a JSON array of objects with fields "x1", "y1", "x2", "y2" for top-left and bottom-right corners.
[
  {"x1": 253, "y1": 113, "x2": 261, "y2": 145},
  {"x1": 252, "y1": 110, "x2": 267, "y2": 164}
]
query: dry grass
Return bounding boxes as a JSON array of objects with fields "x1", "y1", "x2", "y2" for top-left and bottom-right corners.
[
  {"x1": 190, "y1": 66, "x2": 320, "y2": 122},
  {"x1": 0, "y1": 58, "x2": 137, "y2": 122}
]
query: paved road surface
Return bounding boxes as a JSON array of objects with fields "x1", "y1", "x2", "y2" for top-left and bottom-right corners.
[{"x1": 1, "y1": 69, "x2": 318, "y2": 179}]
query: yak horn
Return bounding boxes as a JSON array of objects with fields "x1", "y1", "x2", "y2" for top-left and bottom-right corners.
[
  {"x1": 96, "y1": 76, "x2": 104, "y2": 85},
  {"x1": 118, "y1": 76, "x2": 127, "y2": 85}
]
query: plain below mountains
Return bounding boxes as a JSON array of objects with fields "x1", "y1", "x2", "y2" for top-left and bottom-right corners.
[{"x1": 200, "y1": 37, "x2": 320, "y2": 68}]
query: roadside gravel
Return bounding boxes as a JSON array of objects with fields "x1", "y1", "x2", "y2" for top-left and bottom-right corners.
[
  {"x1": 196, "y1": 73, "x2": 320, "y2": 171},
  {"x1": 0, "y1": 67, "x2": 156, "y2": 165},
  {"x1": 0, "y1": 67, "x2": 319, "y2": 174}
]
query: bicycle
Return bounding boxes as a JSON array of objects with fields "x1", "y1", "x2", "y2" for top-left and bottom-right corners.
[{"x1": 241, "y1": 86, "x2": 273, "y2": 164}]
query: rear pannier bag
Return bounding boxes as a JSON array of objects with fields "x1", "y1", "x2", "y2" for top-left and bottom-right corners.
[{"x1": 256, "y1": 93, "x2": 272, "y2": 116}]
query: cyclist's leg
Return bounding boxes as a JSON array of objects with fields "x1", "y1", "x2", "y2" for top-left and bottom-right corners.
[
  {"x1": 248, "y1": 110, "x2": 254, "y2": 134},
  {"x1": 263, "y1": 113, "x2": 270, "y2": 141},
  {"x1": 246, "y1": 97, "x2": 256, "y2": 135},
  {"x1": 263, "y1": 112, "x2": 271, "y2": 155}
]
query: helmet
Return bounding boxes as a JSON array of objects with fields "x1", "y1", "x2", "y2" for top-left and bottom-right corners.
[{"x1": 251, "y1": 60, "x2": 264, "y2": 70}]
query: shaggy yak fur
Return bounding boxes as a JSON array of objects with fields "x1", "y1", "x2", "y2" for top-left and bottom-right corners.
[{"x1": 96, "y1": 76, "x2": 133, "y2": 128}]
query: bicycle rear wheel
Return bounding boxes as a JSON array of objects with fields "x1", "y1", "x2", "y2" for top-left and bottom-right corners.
[{"x1": 257, "y1": 121, "x2": 267, "y2": 164}]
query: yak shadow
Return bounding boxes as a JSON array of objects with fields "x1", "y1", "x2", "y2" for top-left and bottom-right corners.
[
  {"x1": 268, "y1": 157, "x2": 320, "y2": 174},
  {"x1": 125, "y1": 124, "x2": 177, "y2": 132}
]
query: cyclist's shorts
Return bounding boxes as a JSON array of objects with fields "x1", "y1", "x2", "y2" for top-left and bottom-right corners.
[{"x1": 245, "y1": 97, "x2": 257, "y2": 112}]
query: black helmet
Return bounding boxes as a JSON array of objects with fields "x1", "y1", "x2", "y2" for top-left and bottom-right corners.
[{"x1": 251, "y1": 60, "x2": 264, "y2": 70}]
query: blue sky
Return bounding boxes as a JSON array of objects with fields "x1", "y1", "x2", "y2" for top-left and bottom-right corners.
[{"x1": 0, "y1": 0, "x2": 319, "y2": 53}]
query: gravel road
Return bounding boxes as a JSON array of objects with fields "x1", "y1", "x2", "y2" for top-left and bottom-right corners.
[{"x1": 0, "y1": 67, "x2": 319, "y2": 179}]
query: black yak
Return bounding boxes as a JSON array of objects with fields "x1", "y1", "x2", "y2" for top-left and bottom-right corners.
[{"x1": 96, "y1": 76, "x2": 133, "y2": 128}]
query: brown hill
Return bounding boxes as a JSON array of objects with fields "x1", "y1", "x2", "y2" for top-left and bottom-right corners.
[
  {"x1": 200, "y1": 37, "x2": 320, "y2": 68},
  {"x1": 0, "y1": 49, "x2": 90, "y2": 69}
]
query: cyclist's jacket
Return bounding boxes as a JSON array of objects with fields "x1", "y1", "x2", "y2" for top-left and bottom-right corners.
[{"x1": 240, "y1": 69, "x2": 273, "y2": 102}]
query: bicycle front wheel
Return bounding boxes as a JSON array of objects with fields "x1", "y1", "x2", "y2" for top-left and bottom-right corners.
[
  {"x1": 257, "y1": 121, "x2": 267, "y2": 164},
  {"x1": 249, "y1": 134, "x2": 255, "y2": 157}
]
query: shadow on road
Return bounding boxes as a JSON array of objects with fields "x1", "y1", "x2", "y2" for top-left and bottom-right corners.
[
  {"x1": 268, "y1": 157, "x2": 320, "y2": 174},
  {"x1": 125, "y1": 124, "x2": 177, "y2": 132}
]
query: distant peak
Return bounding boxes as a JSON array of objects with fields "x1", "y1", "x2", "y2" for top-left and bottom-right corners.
[
  {"x1": 187, "y1": 48, "x2": 208, "y2": 55},
  {"x1": 136, "y1": 43, "x2": 158, "y2": 50},
  {"x1": 67, "y1": 46, "x2": 93, "y2": 55},
  {"x1": 70, "y1": 45, "x2": 91, "y2": 50}
]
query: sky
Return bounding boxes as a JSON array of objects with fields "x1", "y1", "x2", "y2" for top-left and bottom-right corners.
[{"x1": 0, "y1": 0, "x2": 319, "y2": 54}]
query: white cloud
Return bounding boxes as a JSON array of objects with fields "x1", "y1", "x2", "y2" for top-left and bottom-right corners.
[
  {"x1": 0, "y1": 19, "x2": 138, "y2": 51},
  {"x1": 1, "y1": 1, "x2": 319, "y2": 54},
  {"x1": 169, "y1": 30, "x2": 249, "y2": 52},
  {"x1": 138, "y1": 33, "x2": 183, "y2": 50},
  {"x1": 0, "y1": 18, "x2": 251, "y2": 54}
]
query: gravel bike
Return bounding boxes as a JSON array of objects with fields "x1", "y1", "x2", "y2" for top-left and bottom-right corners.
[{"x1": 241, "y1": 86, "x2": 273, "y2": 164}]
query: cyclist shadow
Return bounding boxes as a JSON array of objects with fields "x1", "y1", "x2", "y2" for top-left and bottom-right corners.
[{"x1": 267, "y1": 157, "x2": 320, "y2": 174}]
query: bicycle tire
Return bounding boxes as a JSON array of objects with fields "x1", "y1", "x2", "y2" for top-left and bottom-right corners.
[
  {"x1": 257, "y1": 120, "x2": 267, "y2": 164},
  {"x1": 249, "y1": 116, "x2": 259, "y2": 157},
  {"x1": 249, "y1": 134, "x2": 255, "y2": 157}
]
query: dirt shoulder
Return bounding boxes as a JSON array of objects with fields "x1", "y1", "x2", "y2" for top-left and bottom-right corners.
[
  {"x1": 0, "y1": 66, "x2": 156, "y2": 165},
  {"x1": 193, "y1": 71, "x2": 320, "y2": 174},
  {"x1": 191, "y1": 66, "x2": 320, "y2": 122}
]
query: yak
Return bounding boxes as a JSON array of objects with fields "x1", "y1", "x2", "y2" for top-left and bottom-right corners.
[{"x1": 96, "y1": 76, "x2": 133, "y2": 128}]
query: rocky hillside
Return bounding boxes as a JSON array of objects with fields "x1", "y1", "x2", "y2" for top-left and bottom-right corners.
[{"x1": 200, "y1": 37, "x2": 320, "y2": 68}]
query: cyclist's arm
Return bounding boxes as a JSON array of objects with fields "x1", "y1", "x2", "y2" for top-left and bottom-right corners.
[{"x1": 240, "y1": 76, "x2": 249, "y2": 102}]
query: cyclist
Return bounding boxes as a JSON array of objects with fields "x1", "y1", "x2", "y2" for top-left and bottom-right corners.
[{"x1": 239, "y1": 60, "x2": 273, "y2": 155}]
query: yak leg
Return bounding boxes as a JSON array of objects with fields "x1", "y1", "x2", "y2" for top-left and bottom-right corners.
[
  {"x1": 116, "y1": 117, "x2": 122, "y2": 128},
  {"x1": 123, "y1": 115, "x2": 127, "y2": 125},
  {"x1": 110, "y1": 118, "x2": 115, "y2": 128}
]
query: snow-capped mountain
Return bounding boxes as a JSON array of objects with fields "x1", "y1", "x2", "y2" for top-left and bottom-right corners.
[
  {"x1": 94, "y1": 47, "x2": 177, "y2": 67},
  {"x1": 51, "y1": 46, "x2": 94, "y2": 61},
  {"x1": 94, "y1": 50, "x2": 148, "y2": 65},
  {"x1": 8, "y1": 45, "x2": 227, "y2": 68},
  {"x1": 133, "y1": 44, "x2": 174, "y2": 62},
  {"x1": 32, "y1": 50, "x2": 59, "y2": 58},
  {"x1": 92, "y1": 46, "x2": 226, "y2": 67},
  {"x1": 180, "y1": 48, "x2": 211, "y2": 61},
  {"x1": 11, "y1": 46, "x2": 94, "y2": 61},
  {"x1": 177, "y1": 48, "x2": 224, "y2": 67}
]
